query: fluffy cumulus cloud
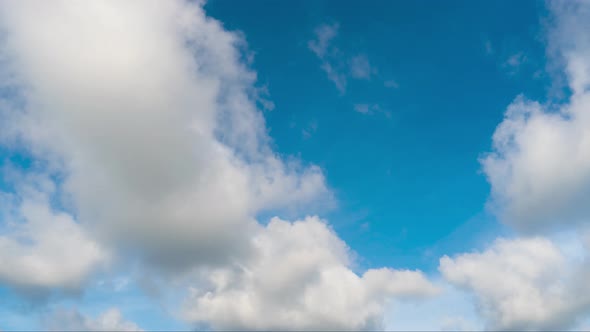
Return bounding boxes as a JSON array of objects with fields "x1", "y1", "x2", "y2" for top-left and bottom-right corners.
[
  {"x1": 0, "y1": 0, "x2": 437, "y2": 329},
  {"x1": 44, "y1": 307, "x2": 142, "y2": 331},
  {"x1": 0, "y1": 170, "x2": 108, "y2": 291},
  {"x1": 182, "y1": 216, "x2": 439, "y2": 330},
  {"x1": 481, "y1": 1, "x2": 590, "y2": 232},
  {"x1": 0, "y1": 0, "x2": 330, "y2": 272},
  {"x1": 440, "y1": 236, "x2": 590, "y2": 330}
]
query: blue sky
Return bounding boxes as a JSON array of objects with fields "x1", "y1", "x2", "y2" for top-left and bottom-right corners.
[
  {"x1": 206, "y1": 0, "x2": 549, "y2": 270},
  {"x1": 1, "y1": 1, "x2": 590, "y2": 331}
]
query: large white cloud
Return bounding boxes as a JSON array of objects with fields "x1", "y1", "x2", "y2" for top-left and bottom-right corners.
[
  {"x1": 439, "y1": 236, "x2": 590, "y2": 330},
  {"x1": 0, "y1": 0, "x2": 330, "y2": 270},
  {"x1": 182, "y1": 216, "x2": 439, "y2": 330},
  {"x1": 481, "y1": 1, "x2": 590, "y2": 232}
]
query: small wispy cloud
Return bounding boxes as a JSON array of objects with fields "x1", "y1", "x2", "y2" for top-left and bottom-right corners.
[
  {"x1": 354, "y1": 103, "x2": 391, "y2": 118},
  {"x1": 321, "y1": 62, "x2": 347, "y2": 93},
  {"x1": 505, "y1": 52, "x2": 527, "y2": 68},
  {"x1": 308, "y1": 23, "x2": 339, "y2": 58},
  {"x1": 308, "y1": 23, "x2": 347, "y2": 93},
  {"x1": 488, "y1": 42, "x2": 540, "y2": 78},
  {"x1": 349, "y1": 55, "x2": 376, "y2": 80},
  {"x1": 501, "y1": 51, "x2": 528, "y2": 76},
  {"x1": 354, "y1": 104, "x2": 371, "y2": 114},
  {"x1": 484, "y1": 40, "x2": 494, "y2": 55},
  {"x1": 384, "y1": 79, "x2": 399, "y2": 89},
  {"x1": 308, "y1": 23, "x2": 378, "y2": 94},
  {"x1": 302, "y1": 120, "x2": 318, "y2": 139}
]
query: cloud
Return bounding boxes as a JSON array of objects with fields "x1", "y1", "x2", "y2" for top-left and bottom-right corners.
[
  {"x1": 308, "y1": 23, "x2": 339, "y2": 59},
  {"x1": 0, "y1": 0, "x2": 331, "y2": 272},
  {"x1": 308, "y1": 23, "x2": 377, "y2": 94},
  {"x1": 0, "y1": 1, "x2": 435, "y2": 330},
  {"x1": 437, "y1": 3, "x2": 590, "y2": 330},
  {"x1": 182, "y1": 216, "x2": 439, "y2": 330},
  {"x1": 0, "y1": 170, "x2": 108, "y2": 291},
  {"x1": 384, "y1": 79, "x2": 399, "y2": 89},
  {"x1": 302, "y1": 120, "x2": 318, "y2": 140},
  {"x1": 307, "y1": 23, "x2": 347, "y2": 94},
  {"x1": 321, "y1": 61, "x2": 348, "y2": 93},
  {"x1": 354, "y1": 104, "x2": 371, "y2": 114},
  {"x1": 484, "y1": 40, "x2": 494, "y2": 55},
  {"x1": 43, "y1": 307, "x2": 142, "y2": 331},
  {"x1": 308, "y1": 23, "x2": 347, "y2": 93},
  {"x1": 349, "y1": 55, "x2": 375, "y2": 80},
  {"x1": 440, "y1": 236, "x2": 590, "y2": 330},
  {"x1": 503, "y1": 52, "x2": 527, "y2": 71},
  {"x1": 354, "y1": 103, "x2": 391, "y2": 118},
  {"x1": 481, "y1": 1, "x2": 590, "y2": 232}
]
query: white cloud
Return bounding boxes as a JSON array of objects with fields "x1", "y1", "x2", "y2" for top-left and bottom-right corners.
[
  {"x1": 383, "y1": 281, "x2": 482, "y2": 331},
  {"x1": 0, "y1": 1, "x2": 437, "y2": 330},
  {"x1": 354, "y1": 103, "x2": 390, "y2": 118},
  {"x1": 439, "y1": 4, "x2": 590, "y2": 330},
  {"x1": 308, "y1": 23, "x2": 347, "y2": 93},
  {"x1": 302, "y1": 120, "x2": 318, "y2": 140},
  {"x1": 308, "y1": 23, "x2": 377, "y2": 94},
  {"x1": 321, "y1": 61, "x2": 348, "y2": 93},
  {"x1": 182, "y1": 216, "x2": 439, "y2": 330},
  {"x1": 354, "y1": 104, "x2": 371, "y2": 114},
  {"x1": 0, "y1": 0, "x2": 331, "y2": 271},
  {"x1": 44, "y1": 307, "x2": 142, "y2": 331},
  {"x1": 503, "y1": 52, "x2": 527, "y2": 72},
  {"x1": 384, "y1": 79, "x2": 399, "y2": 89},
  {"x1": 481, "y1": 1, "x2": 590, "y2": 232},
  {"x1": 308, "y1": 23, "x2": 339, "y2": 59},
  {"x1": 349, "y1": 55, "x2": 375, "y2": 80},
  {"x1": 0, "y1": 171, "x2": 108, "y2": 290},
  {"x1": 484, "y1": 40, "x2": 494, "y2": 55},
  {"x1": 439, "y1": 236, "x2": 590, "y2": 330}
]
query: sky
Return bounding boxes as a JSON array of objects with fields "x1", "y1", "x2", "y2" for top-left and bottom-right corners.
[{"x1": 1, "y1": 0, "x2": 590, "y2": 331}]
